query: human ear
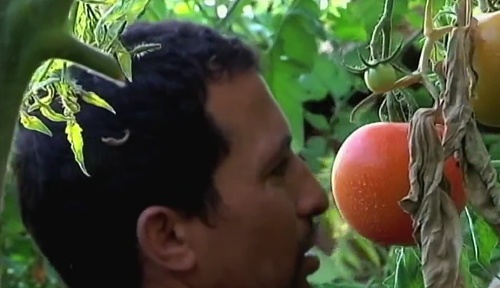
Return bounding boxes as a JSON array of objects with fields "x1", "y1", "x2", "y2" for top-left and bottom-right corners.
[{"x1": 136, "y1": 206, "x2": 196, "y2": 271}]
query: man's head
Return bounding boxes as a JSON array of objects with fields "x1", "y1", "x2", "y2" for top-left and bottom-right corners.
[{"x1": 12, "y1": 20, "x2": 329, "y2": 288}]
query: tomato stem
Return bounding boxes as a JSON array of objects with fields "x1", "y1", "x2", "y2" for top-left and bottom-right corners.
[
  {"x1": 381, "y1": 0, "x2": 395, "y2": 59},
  {"x1": 369, "y1": 0, "x2": 395, "y2": 60},
  {"x1": 418, "y1": 0, "x2": 455, "y2": 73}
]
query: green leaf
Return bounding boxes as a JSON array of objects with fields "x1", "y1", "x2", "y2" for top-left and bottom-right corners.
[
  {"x1": 81, "y1": 91, "x2": 116, "y2": 114},
  {"x1": 40, "y1": 106, "x2": 67, "y2": 122},
  {"x1": 299, "y1": 72, "x2": 328, "y2": 101},
  {"x1": 65, "y1": 120, "x2": 90, "y2": 177},
  {"x1": 264, "y1": 0, "x2": 321, "y2": 153},
  {"x1": 115, "y1": 44, "x2": 133, "y2": 81},
  {"x1": 304, "y1": 112, "x2": 330, "y2": 131},
  {"x1": 217, "y1": 0, "x2": 253, "y2": 29},
  {"x1": 307, "y1": 246, "x2": 338, "y2": 285},
  {"x1": 304, "y1": 136, "x2": 328, "y2": 157},
  {"x1": 473, "y1": 215, "x2": 498, "y2": 266},
  {"x1": 139, "y1": 0, "x2": 169, "y2": 21},
  {"x1": 299, "y1": 54, "x2": 354, "y2": 102},
  {"x1": 460, "y1": 249, "x2": 486, "y2": 288},
  {"x1": 101, "y1": 0, "x2": 152, "y2": 24},
  {"x1": 384, "y1": 247, "x2": 423, "y2": 288},
  {"x1": 19, "y1": 114, "x2": 52, "y2": 136}
]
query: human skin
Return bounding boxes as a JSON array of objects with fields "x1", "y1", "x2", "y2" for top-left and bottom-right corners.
[{"x1": 137, "y1": 71, "x2": 329, "y2": 288}]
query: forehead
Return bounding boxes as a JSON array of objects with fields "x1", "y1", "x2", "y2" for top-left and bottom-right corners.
[{"x1": 206, "y1": 71, "x2": 290, "y2": 163}]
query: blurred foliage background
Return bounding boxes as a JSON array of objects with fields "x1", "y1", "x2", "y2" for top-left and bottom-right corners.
[{"x1": 2, "y1": 0, "x2": 500, "y2": 287}]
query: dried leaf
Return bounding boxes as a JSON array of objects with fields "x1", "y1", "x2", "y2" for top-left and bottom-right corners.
[
  {"x1": 400, "y1": 108, "x2": 463, "y2": 288},
  {"x1": 440, "y1": 0, "x2": 500, "y2": 239}
]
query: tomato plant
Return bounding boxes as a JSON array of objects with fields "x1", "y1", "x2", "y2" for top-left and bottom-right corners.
[
  {"x1": 330, "y1": 122, "x2": 467, "y2": 246},
  {"x1": 363, "y1": 64, "x2": 398, "y2": 93},
  {"x1": 470, "y1": 11, "x2": 500, "y2": 128}
]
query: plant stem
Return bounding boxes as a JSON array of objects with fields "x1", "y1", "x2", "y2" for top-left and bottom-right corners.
[
  {"x1": 0, "y1": 51, "x2": 41, "y2": 198},
  {"x1": 491, "y1": 160, "x2": 500, "y2": 169},
  {"x1": 381, "y1": 0, "x2": 395, "y2": 58},
  {"x1": 0, "y1": 0, "x2": 126, "y2": 283},
  {"x1": 0, "y1": 42, "x2": 42, "y2": 288},
  {"x1": 369, "y1": 0, "x2": 395, "y2": 59},
  {"x1": 53, "y1": 34, "x2": 125, "y2": 84}
]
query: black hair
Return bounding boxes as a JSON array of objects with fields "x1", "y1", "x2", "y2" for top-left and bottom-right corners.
[{"x1": 12, "y1": 20, "x2": 259, "y2": 288}]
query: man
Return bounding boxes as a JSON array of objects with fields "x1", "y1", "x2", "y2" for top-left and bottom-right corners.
[{"x1": 12, "y1": 20, "x2": 329, "y2": 288}]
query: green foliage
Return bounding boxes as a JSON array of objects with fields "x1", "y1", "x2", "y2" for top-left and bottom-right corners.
[{"x1": 3, "y1": 0, "x2": 500, "y2": 287}]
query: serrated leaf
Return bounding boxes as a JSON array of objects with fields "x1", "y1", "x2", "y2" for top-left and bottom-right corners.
[
  {"x1": 19, "y1": 114, "x2": 52, "y2": 136},
  {"x1": 40, "y1": 106, "x2": 67, "y2": 122},
  {"x1": 81, "y1": 91, "x2": 116, "y2": 114},
  {"x1": 65, "y1": 120, "x2": 90, "y2": 177}
]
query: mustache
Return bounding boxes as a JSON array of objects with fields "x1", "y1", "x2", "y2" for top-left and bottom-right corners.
[
  {"x1": 289, "y1": 219, "x2": 320, "y2": 288},
  {"x1": 299, "y1": 219, "x2": 319, "y2": 254}
]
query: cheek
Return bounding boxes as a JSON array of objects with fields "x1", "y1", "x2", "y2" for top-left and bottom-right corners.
[
  {"x1": 210, "y1": 173, "x2": 302, "y2": 286},
  {"x1": 244, "y1": 186, "x2": 300, "y2": 285}
]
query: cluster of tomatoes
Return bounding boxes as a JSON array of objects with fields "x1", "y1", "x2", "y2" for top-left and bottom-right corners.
[{"x1": 331, "y1": 11, "x2": 500, "y2": 246}]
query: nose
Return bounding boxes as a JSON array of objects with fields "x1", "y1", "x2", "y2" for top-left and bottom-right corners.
[{"x1": 295, "y1": 159, "x2": 329, "y2": 218}]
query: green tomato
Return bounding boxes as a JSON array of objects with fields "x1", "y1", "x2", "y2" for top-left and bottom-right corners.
[{"x1": 363, "y1": 64, "x2": 397, "y2": 93}]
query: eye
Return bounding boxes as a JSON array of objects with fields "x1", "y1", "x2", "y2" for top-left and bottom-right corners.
[{"x1": 270, "y1": 157, "x2": 290, "y2": 177}]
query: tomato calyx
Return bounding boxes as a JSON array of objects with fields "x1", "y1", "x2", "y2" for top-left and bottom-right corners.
[{"x1": 343, "y1": 39, "x2": 404, "y2": 74}]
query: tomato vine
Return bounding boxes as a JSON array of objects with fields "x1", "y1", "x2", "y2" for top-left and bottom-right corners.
[{"x1": 333, "y1": 0, "x2": 500, "y2": 286}]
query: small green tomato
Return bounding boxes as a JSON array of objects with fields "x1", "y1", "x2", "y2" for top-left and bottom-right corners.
[{"x1": 363, "y1": 64, "x2": 397, "y2": 93}]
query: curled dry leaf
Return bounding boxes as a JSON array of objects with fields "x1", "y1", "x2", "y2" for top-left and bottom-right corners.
[
  {"x1": 441, "y1": 1, "x2": 500, "y2": 238},
  {"x1": 399, "y1": 0, "x2": 488, "y2": 287},
  {"x1": 400, "y1": 108, "x2": 463, "y2": 288}
]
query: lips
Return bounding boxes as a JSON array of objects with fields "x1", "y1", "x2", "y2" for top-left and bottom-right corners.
[{"x1": 300, "y1": 226, "x2": 321, "y2": 276}]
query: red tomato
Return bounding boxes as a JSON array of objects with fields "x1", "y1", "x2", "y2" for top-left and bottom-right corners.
[{"x1": 331, "y1": 122, "x2": 467, "y2": 246}]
